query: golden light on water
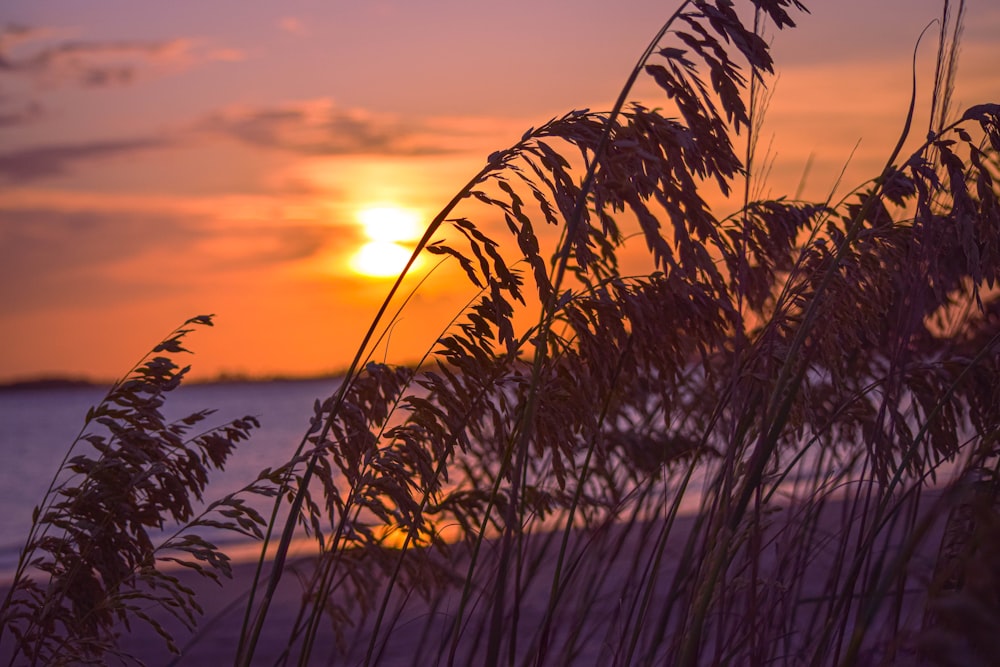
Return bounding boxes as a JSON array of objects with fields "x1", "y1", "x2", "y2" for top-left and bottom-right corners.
[{"x1": 351, "y1": 205, "x2": 425, "y2": 278}]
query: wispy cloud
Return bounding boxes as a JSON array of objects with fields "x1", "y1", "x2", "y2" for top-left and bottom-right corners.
[
  {"x1": 0, "y1": 24, "x2": 49, "y2": 53},
  {"x1": 0, "y1": 206, "x2": 200, "y2": 312},
  {"x1": 278, "y1": 17, "x2": 308, "y2": 36},
  {"x1": 0, "y1": 23, "x2": 246, "y2": 131},
  {"x1": 198, "y1": 98, "x2": 461, "y2": 156},
  {"x1": 0, "y1": 97, "x2": 42, "y2": 127},
  {"x1": 0, "y1": 97, "x2": 513, "y2": 183},
  {"x1": 0, "y1": 137, "x2": 169, "y2": 183},
  {"x1": 0, "y1": 203, "x2": 343, "y2": 314},
  {"x1": 0, "y1": 23, "x2": 245, "y2": 89}
]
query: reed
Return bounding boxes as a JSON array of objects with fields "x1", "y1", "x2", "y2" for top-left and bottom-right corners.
[
  {"x1": 0, "y1": 316, "x2": 274, "y2": 665},
  {"x1": 3, "y1": 0, "x2": 1000, "y2": 664}
]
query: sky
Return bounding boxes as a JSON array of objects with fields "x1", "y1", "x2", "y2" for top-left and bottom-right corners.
[{"x1": 1, "y1": 0, "x2": 998, "y2": 383}]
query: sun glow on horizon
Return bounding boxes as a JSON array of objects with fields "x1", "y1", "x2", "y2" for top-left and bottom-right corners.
[{"x1": 351, "y1": 205, "x2": 425, "y2": 278}]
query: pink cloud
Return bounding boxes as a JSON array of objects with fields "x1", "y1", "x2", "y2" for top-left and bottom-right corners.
[
  {"x1": 0, "y1": 24, "x2": 245, "y2": 89},
  {"x1": 278, "y1": 17, "x2": 308, "y2": 35}
]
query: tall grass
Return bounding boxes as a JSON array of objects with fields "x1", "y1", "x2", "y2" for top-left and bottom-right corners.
[
  {"x1": 0, "y1": 317, "x2": 274, "y2": 665},
  {"x1": 3, "y1": 0, "x2": 1000, "y2": 664}
]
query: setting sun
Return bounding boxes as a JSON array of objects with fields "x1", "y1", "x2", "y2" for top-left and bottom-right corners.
[
  {"x1": 352, "y1": 241, "x2": 417, "y2": 277},
  {"x1": 351, "y1": 205, "x2": 425, "y2": 278},
  {"x1": 357, "y1": 206, "x2": 422, "y2": 243}
]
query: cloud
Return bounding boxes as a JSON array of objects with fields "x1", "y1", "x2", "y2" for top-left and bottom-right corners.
[
  {"x1": 0, "y1": 23, "x2": 244, "y2": 89},
  {"x1": 0, "y1": 204, "x2": 340, "y2": 314},
  {"x1": 0, "y1": 96, "x2": 504, "y2": 184},
  {"x1": 0, "y1": 206, "x2": 200, "y2": 312},
  {"x1": 0, "y1": 24, "x2": 48, "y2": 52},
  {"x1": 198, "y1": 99, "x2": 459, "y2": 157},
  {"x1": 0, "y1": 98, "x2": 42, "y2": 128},
  {"x1": 0, "y1": 137, "x2": 169, "y2": 183},
  {"x1": 198, "y1": 222, "x2": 336, "y2": 267},
  {"x1": 278, "y1": 17, "x2": 308, "y2": 35},
  {"x1": 204, "y1": 47, "x2": 245, "y2": 63}
]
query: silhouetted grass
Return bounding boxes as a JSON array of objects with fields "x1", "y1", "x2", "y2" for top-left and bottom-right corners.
[{"x1": 3, "y1": 0, "x2": 1000, "y2": 665}]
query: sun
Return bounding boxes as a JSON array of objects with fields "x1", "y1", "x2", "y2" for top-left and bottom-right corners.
[
  {"x1": 357, "y1": 206, "x2": 421, "y2": 243},
  {"x1": 351, "y1": 205, "x2": 425, "y2": 278},
  {"x1": 352, "y1": 241, "x2": 416, "y2": 277}
]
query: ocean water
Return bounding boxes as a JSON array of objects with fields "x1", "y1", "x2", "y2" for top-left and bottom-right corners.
[
  {"x1": 0, "y1": 378, "x2": 341, "y2": 579},
  {"x1": 1, "y1": 375, "x2": 956, "y2": 584}
]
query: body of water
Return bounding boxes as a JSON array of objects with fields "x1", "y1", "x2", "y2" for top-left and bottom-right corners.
[
  {"x1": 0, "y1": 378, "x2": 341, "y2": 579},
  {"x1": 1, "y1": 374, "x2": 962, "y2": 585}
]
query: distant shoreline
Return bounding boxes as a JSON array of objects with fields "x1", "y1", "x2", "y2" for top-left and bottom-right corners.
[
  {"x1": 0, "y1": 377, "x2": 101, "y2": 392},
  {"x1": 0, "y1": 373, "x2": 345, "y2": 393}
]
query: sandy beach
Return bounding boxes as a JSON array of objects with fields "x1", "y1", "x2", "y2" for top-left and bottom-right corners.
[{"x1": 99, "y1": 488, "x2": 962, "y2": 667}]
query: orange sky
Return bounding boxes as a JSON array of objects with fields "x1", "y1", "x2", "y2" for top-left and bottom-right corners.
[{"x1": 1, "y1": 0, "x2": 998, "y2": 383}]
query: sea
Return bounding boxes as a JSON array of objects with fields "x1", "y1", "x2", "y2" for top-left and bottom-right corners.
[
  {"x1": 0, "y1": 378, "x2": 342, "y2": 581},
  {"x1": 0, "y1": 376, "x2": 965, "y2": 584}
]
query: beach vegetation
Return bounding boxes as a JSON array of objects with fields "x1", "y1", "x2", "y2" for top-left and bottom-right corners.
[{"x1": 3, "y1": 0, "x2": 1000, "y2": 664}]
